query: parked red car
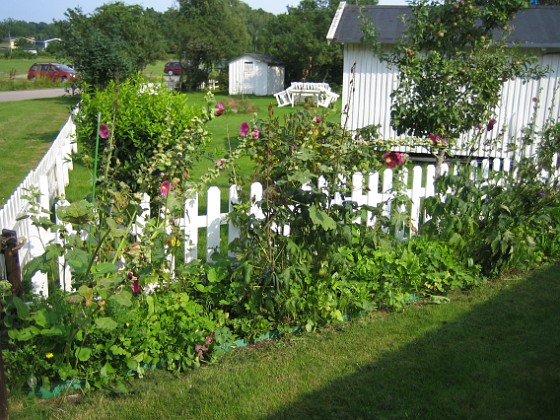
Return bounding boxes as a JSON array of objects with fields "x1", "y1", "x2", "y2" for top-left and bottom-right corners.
[
  {"x1": 27, "y1": 63, "x2": 77, "y2": 82},
  {"x1": 164, "y1": 61, "x2": 182, "y2": 76}
]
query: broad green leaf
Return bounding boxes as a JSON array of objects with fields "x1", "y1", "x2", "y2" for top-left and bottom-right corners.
[
  {"x1": 308, "y1": 205, "x2": 336, "y2": 231},
  {"x1": 56, "y1": 200, "x2": 94, "y2": 224},
  {"x1": 91, "y1": 262, "x2": 118, "y2": 275},
  {"x1": 110, "y1": 290, "x2": 133, "y2": 308},
  {"x1": 75, "y1": 347, "x2": 92, "y2": 362},
  {"x1": 95, "y1": 317, "x2": 118, "y2": 331},
  {"x1": 66, "y1": 249, "x2": 91, "y2": 273},
  {"x1": 9, "y1": 326, "x2": 40, "y2": 341},
  {"x1": 12, "y1": 296, "x2": 30, "y2": 320}
]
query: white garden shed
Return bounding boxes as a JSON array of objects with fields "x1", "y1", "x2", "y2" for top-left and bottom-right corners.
[
  {"x1": 228, "y1": 53, "x2": 285, "y2": 96},
  {"x1": 327, "y1": 2, "x2": 560, "y2": 159}
]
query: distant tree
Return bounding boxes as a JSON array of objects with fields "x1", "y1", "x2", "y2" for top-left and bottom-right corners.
[
  {"x1": 264, "y1": 0, "x2": 343, "y2": 85},
  {"x1": 176, "y1": 0, "x2": 252, "y2": 90},
  {"x1": 14, "y1": 38, "x2": 35, "y2": 50},
  {"x1": 57, "y1": 2, "x2": 165, "y2": 87}
]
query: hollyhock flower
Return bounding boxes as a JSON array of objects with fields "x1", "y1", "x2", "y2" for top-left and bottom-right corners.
[
  {"x1": 252, "y1": 129, "x2": 260, "y2": 139},
  {"x1": 131, "y1": 279, "x2": 142, "y2": 295},
  {"x1": 240, "y1": 122, "x2": 250, "y2": 137},
  {"x1": 195, "y1": 343, "x2": 208, "y2": 360},
  {"x1": 99, "y1": 123, "x2": 110, "y2": 139},
  {"x1": 315, "y1": 115, "x2": 322, "y2": 123},
  {"x1": 383, "y1": 152, "x2": 406, "y2": 168},
  {"x1": 215, "y1": 102, "x2": 224, "y2": 116},
  {"x1": 428, "y1": 134, "x2": 447, "y2": 147},
  {"x1": 160, "y1": 180, "x2": 172, "y2": 196},
  {"x1": 487, "y1": 119, "x2": 497, "y2": 131},
  {"x1": 215, "y1": 159, "x2": 226, "y2": 172}
]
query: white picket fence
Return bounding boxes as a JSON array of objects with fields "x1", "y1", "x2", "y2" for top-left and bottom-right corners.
[
  {"x1": 0, "y1": 114, "x2": 76, "y2": 292},
  {"x1": 176, "y1": 157, "x2": 522, "y2": 265},
  {"x1": 1, "y1": 110, "x2": 557, "y2": 296}
]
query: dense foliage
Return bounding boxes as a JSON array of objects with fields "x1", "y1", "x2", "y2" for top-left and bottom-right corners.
[
  {"x1": 388, "y1": 0, "x2": 544, "y2": 173},
  {"x1": 57, "y1": 3, "x2": 166, "y2": 87},
  {"x1": 2, "y1": 0, "x2": 559, "y2": 402}
]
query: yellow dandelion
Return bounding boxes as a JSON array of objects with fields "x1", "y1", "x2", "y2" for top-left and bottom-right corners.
[{"x1": 45, "y1": 353, "x2": 54, "y2": 360}]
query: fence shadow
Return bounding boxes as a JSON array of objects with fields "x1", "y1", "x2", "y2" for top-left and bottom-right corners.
[{"x1": 268, "y1": 265, "x2": 560, "y2": 419}]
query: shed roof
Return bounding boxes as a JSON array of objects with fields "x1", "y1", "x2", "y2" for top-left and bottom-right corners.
[
  {"x1": 327, "y1": 2, "x2": 560, "y2": 49},
  {"x1": 229, "y1": 53, "x2": 284, "y2": 66}
]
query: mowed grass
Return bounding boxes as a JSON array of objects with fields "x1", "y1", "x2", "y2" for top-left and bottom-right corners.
[
  {"x1": 9, "y1": 265, "x2": 560, "y2": 419},
  {"x1": 0, "y1": 96, "x2": 80, "y2": 205}
]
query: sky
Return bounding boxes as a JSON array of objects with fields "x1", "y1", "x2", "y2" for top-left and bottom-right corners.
[{"x1": 1, "y1": 0, "x2": 407, "y2": 23}]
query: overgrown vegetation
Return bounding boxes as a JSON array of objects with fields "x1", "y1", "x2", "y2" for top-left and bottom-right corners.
[{"x1": 1, "y1": 1, "x2": 559, "y2": 415}]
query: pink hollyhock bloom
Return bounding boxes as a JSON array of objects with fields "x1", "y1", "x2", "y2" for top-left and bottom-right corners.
[
  {"x1": 160, "y1": 180, "x2": 172, "y2": 196},
  {"x1": 487, "y1": 119, "x2": 497, "y2": 131},
  {"x1": 428, "y1": 134, "x2": 447, "y2": 146},
  {"x1": 99, "y1": 123, "x2": 110, "y2": 139},
  {"x1": 240, "y1": 122, "x2": 250, "y2": 137},
  {"x1": 215, "y1": 159, "x2": 226, "y2": 172},
  {"x1": 383, "y1": 152, "x2": 406, "y2": 168},
  {"x1": 215, "y1": 102, "x2": 224, "y2": 116},
  {"x1": 252, "y1": 129, "x2": 260, "y2": 139},
  {"x1": 315, "y1": 116, "x2": 321, "y2": 123}
]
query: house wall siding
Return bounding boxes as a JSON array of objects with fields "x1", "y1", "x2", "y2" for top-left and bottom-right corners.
[{"x1": 342, "y1": 44, "x2": 560, "y2": 159}]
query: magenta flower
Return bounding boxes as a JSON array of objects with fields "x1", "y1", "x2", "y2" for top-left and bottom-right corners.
[
  {"x1": 160, "y1": 180, "x2": 172, "y2": 196},
  {"x1": 315, "y1": 116, "x2": 322, "y2": 123},
  {"x1": 428, "y1": 134, "x2": 446, "y2": 146},
  {"x1": 128, "y1": 272, "x2": 142, "y2": 295},
  {"x1": 99, "y1": 123, "x2": 110, "y2": 139},
  {"x1": 215, "y1": 102, "x2": 224, "y2": 116},
  {"x1": 252, "y1": 129, "x2": 260, "y2": 139},
  {"x1": 131, "y1": 279, "x2": 142, "y2": 295},
  {"x1": 240, "y1": 122, "x2": 250, "y2": 137},
  {"x1": 487, "y1": 119, "x2": 497, "y2": 131},
  {"x1": 383, "y1": 152, "x2": 406, "y2": 169}
]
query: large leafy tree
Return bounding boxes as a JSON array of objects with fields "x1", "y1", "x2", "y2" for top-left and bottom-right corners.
[
  {"x1": 57, "y1": 2, "x2": 165, "y2": 87},
  {"x1": 176, "y1": 0, "x2": 252, "y2": 90},
  {"x1": 388, "y1": 0, "x2": 543, "y2": 174},
  {"x1": 264, "y1": 0, "x2": 343, "y2": 85}
]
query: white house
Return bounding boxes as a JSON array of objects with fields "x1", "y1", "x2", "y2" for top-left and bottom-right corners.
[
  {"x1": 327, "y1": 2, "x2": 560, "y2": 159},
  {"x1": 228, "y1": 53, "x2": 285, "y2": 96}
]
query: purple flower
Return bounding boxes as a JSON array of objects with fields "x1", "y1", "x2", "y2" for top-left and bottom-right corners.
[
  {"x1": 315, "y1": 116, "x2": 322, "y2": 123},
  {"x1": 487, "y1": 119, "x2": 497, "y2": 131},
  {"x1": 215, "y1": 102, "x2": 224, "y2": 116},
  {"x1": 128, "y1": 272, "x2": 142, "y2": 295},
  {"x1": 160, "y1": 180, "x2": 172, "y2": 197},
  {"x1": 252, "y1": 129, "x2": 260, "y2": 139},
  {"x1": 240, "y1": 122, "x2": 250, "y2": 137},
  {"x1": 99, "y1": 124, "x2": 110, "y2": 139},
  {"x1": 131, "y1": 279, "x2": 142, "y2": 295}
]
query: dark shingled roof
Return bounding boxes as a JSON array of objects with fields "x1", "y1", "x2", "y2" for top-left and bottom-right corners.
[{"x1": 327, "y1": 3, "x2": 560, "y2": 49}]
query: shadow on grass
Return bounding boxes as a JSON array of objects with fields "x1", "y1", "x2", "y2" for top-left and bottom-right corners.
[{"x1": 269, "y1": 265, "x2": 560, "y2": 419}]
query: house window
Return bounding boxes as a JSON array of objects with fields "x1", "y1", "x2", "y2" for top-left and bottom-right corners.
[{"x1": 244, "y1": 61, "x2": 254, "y2": 74}]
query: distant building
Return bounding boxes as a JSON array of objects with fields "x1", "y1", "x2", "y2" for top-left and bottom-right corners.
[{"x1": 228, "y1": 53, "x2": 285, "y2": 96}]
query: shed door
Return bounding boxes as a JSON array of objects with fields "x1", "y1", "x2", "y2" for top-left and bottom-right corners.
[{"x1": 242, "y1": 61, "x2": 256, "y2": 94}]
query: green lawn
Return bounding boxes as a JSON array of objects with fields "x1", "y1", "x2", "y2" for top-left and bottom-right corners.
[
  {"x1": 9, "y1": 265, "x2": 560, "y2": 419},
  {"x1": 0, "y1": 96, "x2": 81, "y2": 205}
]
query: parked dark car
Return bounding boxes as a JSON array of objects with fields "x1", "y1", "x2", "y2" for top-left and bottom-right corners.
[
  {"x1": 27, "y1": 63, "x2": 77, "y2": 82},
  {"x1": 164, "y1": 62, "x2": 182, "y2": 76}
]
